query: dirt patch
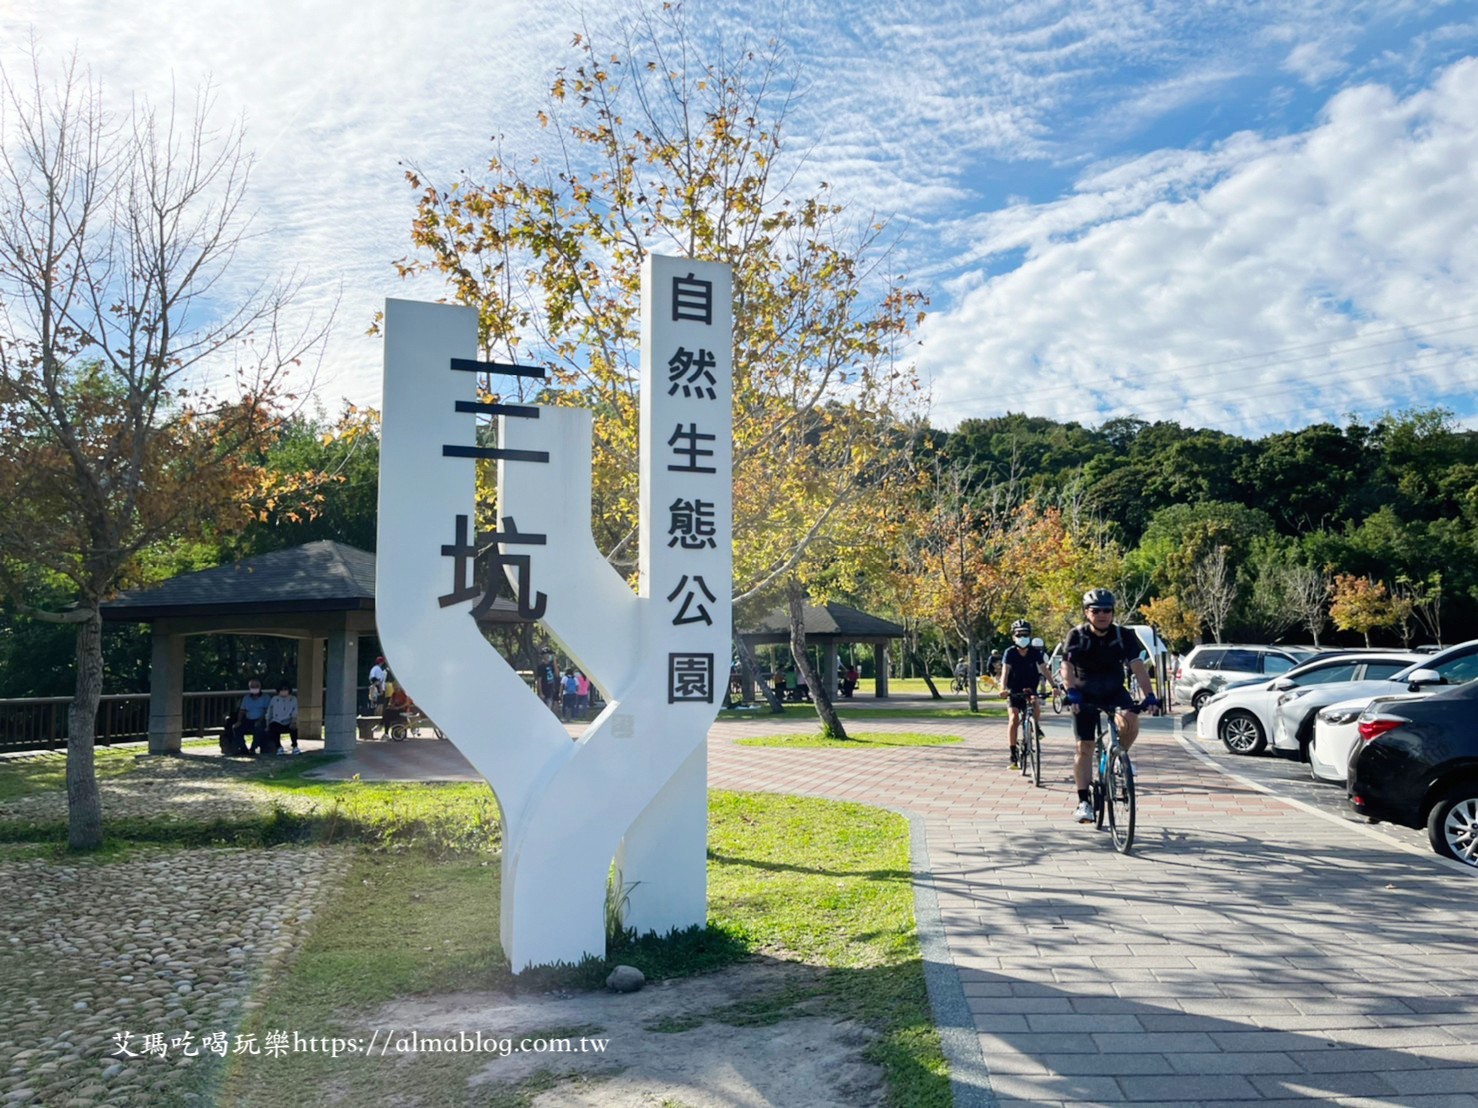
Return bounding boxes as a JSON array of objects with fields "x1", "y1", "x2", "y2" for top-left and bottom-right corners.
[{"x1": 366, "y1": 960, "x2": 883, "y2": 1106}]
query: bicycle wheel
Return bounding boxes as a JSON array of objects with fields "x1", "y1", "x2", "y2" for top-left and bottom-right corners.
[
  {"x1": 1051, "y1": 688, "x2": 1064, "y2": 714},
  {"x1": 1030, "y1": 725, "x2": 1043, "y2": 787},
  {"x1": 1107, "y1": 749, "x2": 1136, "y2": 853},
  {"x1": 389, "y1": 723, "x2": 408, "y2": 742},
  {"x1": 1018, "y1": 726, "x2": 1031, "y2": 779}
]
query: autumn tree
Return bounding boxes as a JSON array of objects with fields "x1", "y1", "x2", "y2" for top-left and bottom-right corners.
[
  {"x1": 1329, "y1": 574, "x2": 1401, "y2": 647},
  {"x1": 0, "y1": 53, "x2": 324, "y2": 848},
  {"x1": 1138, "y1": 595, "x2": 1200, "y2": 654},
  {"x1": 1008, "y1": 504, "x2": 1123, "y2": 649},
  {"x1": 397, "y1": 8, "x2": 925, "y2": 738},
  {"x1": 912, "y1": 467, "x2": 1010, "y2": 712}
]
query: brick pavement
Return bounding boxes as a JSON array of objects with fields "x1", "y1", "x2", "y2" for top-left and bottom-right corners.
[{"x1": 709, "y1": 713, "x2": 1478, "y2": 1107}]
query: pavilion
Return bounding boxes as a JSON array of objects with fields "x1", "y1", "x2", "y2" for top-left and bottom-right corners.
[
  {"x1": 103, "y1": 542, "x2": 906, "y2": 752},
  {"x1": 737, "y1": 601, "x2": 905, "y2": 700}
]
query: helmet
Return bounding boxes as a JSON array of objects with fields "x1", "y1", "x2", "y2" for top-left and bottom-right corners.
[
  {"x1": 1082, "y1": 588, "x2": 1116, "y2": 610},
  {"x1": 1011, "y1": 619, "x2": 1031, "y2": 636}
]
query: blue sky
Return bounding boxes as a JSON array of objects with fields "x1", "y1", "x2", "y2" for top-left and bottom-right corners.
[{"x1": 6, "y1": 0, "x2": 1478, "y2": 436}]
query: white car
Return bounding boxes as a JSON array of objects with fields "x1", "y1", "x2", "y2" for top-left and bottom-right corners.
[
  {"x1": 1309, "y1": 690, "x2": 1432, "y2": 783},
  {"x1": 1195, "y1": 651, "x2": 1422, "y2": 756},
  {"x1": 1271, "y1": 640, "x2": 1478, "y2": 759}
]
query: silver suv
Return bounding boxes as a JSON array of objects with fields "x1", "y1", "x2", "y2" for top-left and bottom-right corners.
[{"x1": 1175, "y1": 644, "x2": 1321, "y2": 712}]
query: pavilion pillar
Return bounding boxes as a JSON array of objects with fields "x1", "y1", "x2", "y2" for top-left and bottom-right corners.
[
  {"x1": 324, "y1": 618, "x2": 359, "y2": 753},
  {"x1": 297, "y1": 636, "x2": 326, "y2": 743},
  {"x1": 873, "y1": 642, "x2": 890, "y2": 699},
  {"x1": 147, "y1": 626, "x2": 186, "y2": 754},
  {"x1": 823, "y1": 642, "x2": 838, "y2": 700}
]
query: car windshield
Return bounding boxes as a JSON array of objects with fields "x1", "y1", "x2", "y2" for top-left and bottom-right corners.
[
  {"x1": 1292, "y1": 661, "x2": 1362, "y2": 685},
  {"x1": 1392, "y1": 645, "x2": 1478, "y2": 684}
]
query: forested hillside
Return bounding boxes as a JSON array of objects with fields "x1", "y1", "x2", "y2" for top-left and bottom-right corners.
[
  {"x1": 2, "y1": 405, "x2": 1473, "y2": 696},
  {"x1": 928, "y1": 408, "x2": 1476, "y2": 648}
]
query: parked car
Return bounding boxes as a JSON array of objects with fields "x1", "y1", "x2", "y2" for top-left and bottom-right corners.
[
  {"x1": 1347, "y1": 680, "x2": 1478, "y2": 869},
  {"x1": 1195, "y1": 651, "x2": 1423, "y2": 756},
  {"x1": 1310, "y1": 687, "x2": 1434, "y2": 783},
  {"x1": 1272, "y1": 639, "x2": 1478, "y2": 760},
  {"x1": 1175, "y1": 644, "x2": 1321, "y2": 712}
]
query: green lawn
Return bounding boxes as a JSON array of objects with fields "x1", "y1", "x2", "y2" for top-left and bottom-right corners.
[
  {"x1": 721, "y1": 702, "x2": 1006, "y2": 722},
  {"x1": 214, "y1": 790, "x2": 947, "y2": 1108}
]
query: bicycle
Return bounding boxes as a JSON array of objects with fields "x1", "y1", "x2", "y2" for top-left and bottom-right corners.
[
  {"x1": 1011, "y1": 690, "x2": 1044, "y2": 788},
  {"x1": 1091, "y1": 705, "x2": 1136, "y2": 853},
  {"x1": 1050, "y1": 681, "x2": 1066, "y2": 715}
]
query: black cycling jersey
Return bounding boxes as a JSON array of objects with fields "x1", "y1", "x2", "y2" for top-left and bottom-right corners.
[
  {"x1": 1064, "y1": 622, "x2": 1139, "y2": 694},
  {"x1": 1001, "y1": 646, "x2": 1045, "y2": 692}
]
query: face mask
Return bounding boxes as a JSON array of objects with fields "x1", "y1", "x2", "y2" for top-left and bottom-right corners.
[
  {"x1": 1014, "y1": 636, "x2": 1030, "y2": 648},
  {"x1": 249, "y1": 687, "x2": 261, "y2": 695}
]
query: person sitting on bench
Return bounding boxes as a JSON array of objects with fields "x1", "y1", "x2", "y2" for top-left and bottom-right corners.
[
  {"x1": 235, "y1": 678, "x2": 271, "y2": 755},
  {"x1": 263, "y1": 682, "x2": 300, "y2": 756}
]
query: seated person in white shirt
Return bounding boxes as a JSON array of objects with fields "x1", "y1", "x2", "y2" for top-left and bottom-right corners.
[{"x1": 263, "y1": 683, "x2": 300, "y2": 756}]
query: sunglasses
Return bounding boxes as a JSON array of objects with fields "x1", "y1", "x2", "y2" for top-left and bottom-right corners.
[{"x1": 1087, "y1": 607, "x2": 1115, "y2": 614}]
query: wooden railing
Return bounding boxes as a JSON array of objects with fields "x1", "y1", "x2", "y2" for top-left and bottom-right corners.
[{"x1": 0, "y1": 690, "x2": 294, "y2": 753}]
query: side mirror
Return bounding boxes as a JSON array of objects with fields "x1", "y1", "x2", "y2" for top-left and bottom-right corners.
[
  {"x1": 1272, "y1": 677, "x2": 1297, "y2": 691},
  {"x1": 1407, "y1": 667, "x2": 1442, "y2": 690}
]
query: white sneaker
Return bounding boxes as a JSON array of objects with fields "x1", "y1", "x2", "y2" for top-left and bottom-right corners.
[{"x1": 1073, "y1": 801, "x2": 1094, "y2": 823}]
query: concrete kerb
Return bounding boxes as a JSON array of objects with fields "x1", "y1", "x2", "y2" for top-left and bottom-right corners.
[
  {"x1": 1172, "y1": 720, "x2": 1478, "y2": 878},
  {"x1": 899, "y1": 804, "x2": 998, "y2": 1108}
]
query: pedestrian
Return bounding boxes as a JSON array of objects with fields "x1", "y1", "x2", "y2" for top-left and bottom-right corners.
[
  {"x1": 264, "y1": 682, "x2": 300, "y2": 756},
  {"x1": 235, "y1": 678, "x2": 272, "y2": 755},
  {"x1": 367, "y1": 655, "x2": 388, "y2": 710},
  {"x1": 535, "y1": 648, "x2": 561, "y2": 713},
  {"x1": 575, "y1": 671, "x2": 591, "y2": 720},
  {"x1": 561, "y1": 669, "x2": 579, "y2": 721}
]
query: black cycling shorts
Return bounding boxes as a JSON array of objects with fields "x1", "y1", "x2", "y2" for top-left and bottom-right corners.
[
  {"x1": 1006, "y1": 690, "x2": 1038, "y2": 710},
  {"x1": 1072, "y1": 687, "x2": 1138, "y2": 743}
]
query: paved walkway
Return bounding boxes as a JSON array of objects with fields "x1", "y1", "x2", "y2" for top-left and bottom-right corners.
[
  {"x1": 310, "y1": 704, "x2": 1478, "y2": 1105},
  {"x1": 710, "y1": 713, "x2": 1478, "y2": 1107}
]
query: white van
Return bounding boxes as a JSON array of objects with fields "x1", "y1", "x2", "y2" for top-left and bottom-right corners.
[{"x1": 1125, "y1": 624, "x2": 1172, "y2": 665}]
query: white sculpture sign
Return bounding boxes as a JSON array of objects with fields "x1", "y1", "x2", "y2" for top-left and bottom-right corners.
[{"x1": 377, "y1": 255, "x2": 732, "y2": 970}]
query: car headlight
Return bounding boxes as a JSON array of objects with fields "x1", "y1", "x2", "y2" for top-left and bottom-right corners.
[{"x1": 1318, "y1": 707, "x2": 1362, "y2": 726}]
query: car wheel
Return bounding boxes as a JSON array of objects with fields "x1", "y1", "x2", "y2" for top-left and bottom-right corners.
[
  {"x1": 1191, "y1": 690, "x2": 1211, "y2": 713},
  {"x1": 1218, "y1": 710, "x2": 1266, "y2": 755},
  {"x1": 1426, "y1": 787, "x2": 1478, "y2": 868}
]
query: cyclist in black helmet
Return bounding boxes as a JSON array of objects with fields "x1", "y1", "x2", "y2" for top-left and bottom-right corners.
[
  {"x1": 999, "y1": 618, "x2": 1051, "y2": 769},
  {"x1": 1062, "y1": 588, "x2": 1158, "y2": 823}
]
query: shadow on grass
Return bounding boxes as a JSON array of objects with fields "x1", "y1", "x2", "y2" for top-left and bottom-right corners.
[{"x1": 707, "y1": 848, "x2": 913, "y2": 882}]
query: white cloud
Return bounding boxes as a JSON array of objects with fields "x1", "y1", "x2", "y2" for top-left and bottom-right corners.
[
  {"x1": 918, "y1": 58, "x2": 1478, "y2": 434},
  {"x1": 7, "y1": 0, "x2": 1474, "y2": 428}
]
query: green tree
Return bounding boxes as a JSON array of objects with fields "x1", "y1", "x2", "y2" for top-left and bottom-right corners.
[
  {"x1": 0, "y1": 55, "x2": 323, "y2": 848},
  {"x1": 229, "y1": 405, "x2": 382, "y2": 557},
  {"x1": 1238, "y1": 422, "x2": 1371, "y2": 532}
]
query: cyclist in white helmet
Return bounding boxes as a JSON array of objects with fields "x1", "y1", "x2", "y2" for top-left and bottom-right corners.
[{"x1": 999, "y1": 619, "x2": 1051, "y2": 769}]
